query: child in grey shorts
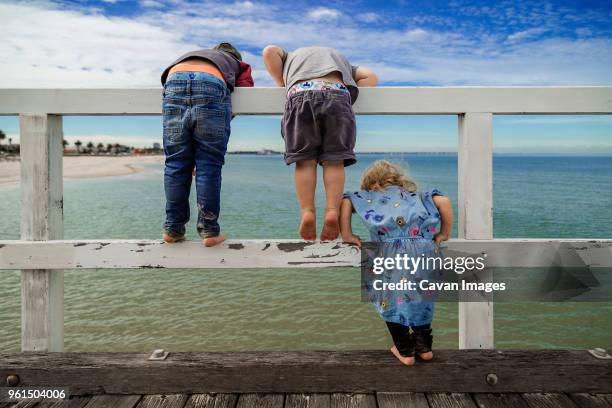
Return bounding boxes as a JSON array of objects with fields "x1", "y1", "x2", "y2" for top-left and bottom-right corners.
[{"x1": 263, "y1": 45, "x2": 378, "y2": 241}]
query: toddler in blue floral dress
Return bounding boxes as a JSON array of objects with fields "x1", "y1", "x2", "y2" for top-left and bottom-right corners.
[{"x1": 340, "y1": 160, "x2": 453, "y2": 366}]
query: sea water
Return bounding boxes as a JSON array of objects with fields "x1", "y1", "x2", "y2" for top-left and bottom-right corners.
[{"x1": 0, "y1": 154, "x2": 610, "y2": 351}]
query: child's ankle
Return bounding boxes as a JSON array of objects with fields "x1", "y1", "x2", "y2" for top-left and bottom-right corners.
[{"x1": 324, "y1": 207, "x2": 338, "y2": 214}]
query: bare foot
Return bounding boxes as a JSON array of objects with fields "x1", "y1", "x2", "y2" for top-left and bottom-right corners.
[
  {"x1": 299, "y1": 211, "x2": 317, "y2": 240},
  {"x1": 391, "y1": 346, "x2": 415, "y2": 366},
  {"x1": 320, "y1": 209, "x2": 340, "y2": 241},
  {"x1": 418, "y1": 351, "x2": 434, "y2": 361},
  {"x1": 203, "y1": 234, "x2": 226, "y2": 247},
  {"x1": 163, "y1": 232, "x2": 185, "y2": 243}
]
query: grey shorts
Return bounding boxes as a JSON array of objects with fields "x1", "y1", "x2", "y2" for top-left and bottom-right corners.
[{"x1": 281, "y1": 90, "x2": 356, "y2": 166}]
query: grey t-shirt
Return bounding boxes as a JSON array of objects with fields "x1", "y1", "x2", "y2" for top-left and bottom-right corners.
[{"x1": 281, "y1": 46, "x2": 359, "y2": 103}]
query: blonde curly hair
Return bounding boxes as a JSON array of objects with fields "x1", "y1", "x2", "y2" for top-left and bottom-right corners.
[{"x1": 360, "y1": 160, "x2": 417, "y2": 192}]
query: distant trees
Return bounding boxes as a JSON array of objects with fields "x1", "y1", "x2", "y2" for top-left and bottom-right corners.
[
  {"x1": 97, "y1": 143, "x2": 104, "y2": 151},
  {"x1": 74, "y1": 140, "x2": 82, "y2": 152},
  {"x1": 0, "y1": 129, "x2": 19, "y2": 154}
]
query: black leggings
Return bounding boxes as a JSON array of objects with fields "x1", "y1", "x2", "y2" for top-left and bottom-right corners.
[{"x1": 386, "y1": 322, "x2": 431, "y2": 357}]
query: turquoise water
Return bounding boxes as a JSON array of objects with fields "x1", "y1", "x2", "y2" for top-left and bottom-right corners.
[{"x1": 0, "y1": 154, "x2": 611, "y2": 351}]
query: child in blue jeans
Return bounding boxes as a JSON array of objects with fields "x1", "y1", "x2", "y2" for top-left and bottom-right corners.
[
  {"x1": 160, "y1": 43, "x2": 253, "y2": 246},
  {"x1": 340, "y1": 160, "x2": 453, "y2": 366}
]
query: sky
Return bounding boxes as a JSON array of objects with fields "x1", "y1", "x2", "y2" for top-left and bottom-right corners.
[{"x1": 0, "y1": 0, "x2": 611, "y2": 153}]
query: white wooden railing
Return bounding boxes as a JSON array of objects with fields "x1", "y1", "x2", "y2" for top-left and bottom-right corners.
[{"x1": 1, "y1": 87, "x2": 611, "y2": 353}]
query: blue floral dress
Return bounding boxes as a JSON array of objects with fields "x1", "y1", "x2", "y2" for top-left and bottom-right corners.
[{"x1": 345, "y1": 186, "x2": 444, "y2": 326}]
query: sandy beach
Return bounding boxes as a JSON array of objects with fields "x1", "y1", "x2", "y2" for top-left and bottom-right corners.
[{"x1": 0, "y1": 155, "x2": 164, "y2": 187}]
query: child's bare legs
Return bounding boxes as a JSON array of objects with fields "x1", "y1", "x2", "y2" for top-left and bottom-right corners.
[
  {"x1": 294, "y1": 160, "x2": 317, "y2": 240},
  {"x1": 320, "y1": 160, "x2": 344, "y2": 241}
]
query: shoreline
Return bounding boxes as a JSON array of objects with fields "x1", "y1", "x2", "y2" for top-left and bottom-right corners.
[{"x1": 0, "y1": 155, "x2": 164, "y2": 187}]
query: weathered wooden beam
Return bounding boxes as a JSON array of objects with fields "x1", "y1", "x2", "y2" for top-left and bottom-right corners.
[
  {"x1": 0, "y1": 239, "x2": 610, "y2": 270},
  {"x1": 1, "y1": 350, "x2": 611, "y2": 394},
  {"x1": 19, "y1": 114, "x2": 64, "y2": 352},
  {"x1": 458, "y1": 112, "x2": 494, "y2": 350},
  {"x1": 1, "y1": 87, "x2": 612, "y2": 116}
]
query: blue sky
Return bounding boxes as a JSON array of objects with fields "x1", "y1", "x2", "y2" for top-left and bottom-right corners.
[{"x1": 1, "y1": 0, "x2": 611, "y2": 152}]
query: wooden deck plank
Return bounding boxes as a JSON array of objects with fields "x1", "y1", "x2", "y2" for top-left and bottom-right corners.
[
  {"x1": 35, "y1": 396, "x2": 92, "y2": 408},
  {"x1": 183, "y1": 394, "x2": 237, "y2": 408},
  {"x1": 598, "y1": 395, "x2": 612, "y2": 406},
  {"x1": 2, "y1": 350, "x2": 611, "y2": 394},
  {"x1": 135, "y1": 395, "x2": 188, "y2": 408},
  {"x1": 8, "y1": 401, "x2": 40, "y2": 408},
  {"x1": 427, "y1": 393, "x2": 476, "y2": 408},
  {"x1": 472, "y1": 393, "x2": 530, "y2": 408},
  {"x1": 5, "y1": 396, "x2": 91, "y2": 408},
  {"x1": 522, "y1": 393, "x2": 578, "y2": 408},
  {"x1": 377, "y1": 392, "x2": 429, "y2": 407},
  {"x1": 330, "y1": 394, "x2": 376, "y2": 408},
  {"x1": 284, "y1": 394, "x2": 330, "y2": 408},
  {"x1": 83, "y1": 395, "x2": 142, "y2": 408},
  {"x1": 236, "y1": 394, "x2": 283, "y2": 408},
  {"x1": 568, "y1": 393, "x2": 612, "y2": 408}
]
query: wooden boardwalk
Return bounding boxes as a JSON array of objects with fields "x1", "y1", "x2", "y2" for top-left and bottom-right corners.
[
  {"x1": 2, "y1": 392, "x2": 612, "y2": 408},
  {"x1": 0, "y1": 392, "x2": 612, "y2": 408}
]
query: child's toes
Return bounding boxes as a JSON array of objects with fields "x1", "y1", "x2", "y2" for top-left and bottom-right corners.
[
  {"x1": 203, "y1": 234, "x2": 226, "y2": 247},
  {"x1": 163, "y1": 232, "x2": 185, "y2": 243},
  {"x1": 390, "y1": 346, "x2": 415, "y2": 366},
  {"x1": 419, "y1": 351, "x2": 434, "y2": 361}
]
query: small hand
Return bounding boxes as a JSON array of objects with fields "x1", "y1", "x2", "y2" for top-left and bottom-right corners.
[
  {"x1": 192, "y1": 167, "x2": 196, "y2": 177},
  {"x1": 434, "y1": 232, "x2": 449, "y2": 245},
  {"x1": 343, "y1": 234, "x2": 362, "y2": 247}
]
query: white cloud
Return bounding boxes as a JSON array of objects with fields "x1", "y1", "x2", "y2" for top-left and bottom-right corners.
[
  {"x1": 140, "y1": 0, "x2": 164, "y2": 8},
  {"x1": 356, "y1": 12, "x2": 380, "y2": 23},
  {"x1": 0, "y1": 1, "x2": 611, "y2": 89},
  {"x1": 507, "y1": 28, "x2": 547, "y2": 42},
  {"x1": 307, "y1": 7, "x2": 341, "y2": 21},
  {"x1": 0, "y1": 2, "x2": 195, "y2": 87}
]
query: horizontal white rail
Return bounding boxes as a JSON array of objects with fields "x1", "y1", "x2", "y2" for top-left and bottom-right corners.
[
  {"x1": 0, "y1": 239, "x2": 610, "y2": 270},
  {"x1": 1, "y1": 87, "x2": 612, "y2": 115}
]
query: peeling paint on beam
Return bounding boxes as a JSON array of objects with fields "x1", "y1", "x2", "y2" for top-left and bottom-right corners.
[
  {"x1": 0, "y1": 240, "x2": 360, "y2": 270},
  {"x1": 0, "y1": 239, "x2": 611, "y2": 270}
]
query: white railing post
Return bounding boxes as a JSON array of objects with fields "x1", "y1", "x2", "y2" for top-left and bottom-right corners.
[
  {"x1": 457, "y1": 112, "x2": 494, "y2": 349},
  {"x1": 19, "y1": 114, "x2": 64, "y2": 351}
]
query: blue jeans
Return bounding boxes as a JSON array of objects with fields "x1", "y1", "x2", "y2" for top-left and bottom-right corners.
[{"x1": 163, "y1": 72, "x2": 231, "y2": 238}]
